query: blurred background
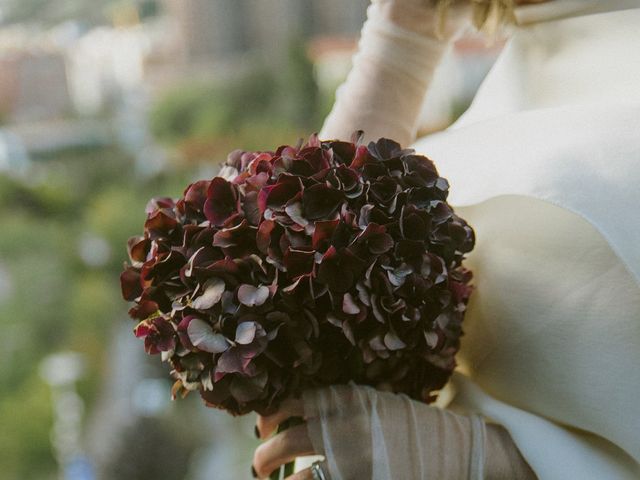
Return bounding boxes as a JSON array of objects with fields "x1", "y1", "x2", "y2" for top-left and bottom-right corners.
[{"x1": 0, "y1": 0, "x2": 501, "y2": 478}]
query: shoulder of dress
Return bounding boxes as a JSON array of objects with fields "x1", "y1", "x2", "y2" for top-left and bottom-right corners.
[
  {"x1": 411, "y1": 102, "x2": 640, "y2": 286},
  {"x1": 411, "y1": 103, "x2": 640, "y2": 204}
]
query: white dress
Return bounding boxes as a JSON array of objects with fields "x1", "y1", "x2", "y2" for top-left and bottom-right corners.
[{"x1": 411, "y1": 3, "x2": 640, "y2": 478}]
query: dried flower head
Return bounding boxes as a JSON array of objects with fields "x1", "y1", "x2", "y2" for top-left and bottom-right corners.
[{"x1": 121, "y1": 133, "x2": 475, "y2": 415}]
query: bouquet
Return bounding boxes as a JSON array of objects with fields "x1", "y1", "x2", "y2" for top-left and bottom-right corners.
[{"x1": 120, "y1": 132, "x2": 474, "y2": 454}]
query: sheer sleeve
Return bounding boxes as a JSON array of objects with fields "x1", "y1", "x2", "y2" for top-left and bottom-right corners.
[
  {"x1": 302, "y1": 383, "x2": 536, "y2": 480},
  {"x1": 319, "y1": 0, "x2": 469, "y2": 146}
]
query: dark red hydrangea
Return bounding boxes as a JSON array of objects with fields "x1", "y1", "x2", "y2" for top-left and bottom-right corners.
[{"x1": 120, "y1": 133, "x2": 475, "y2": 416}]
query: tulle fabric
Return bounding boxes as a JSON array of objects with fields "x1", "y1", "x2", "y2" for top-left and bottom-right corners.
[
  {"x1": 302, "y1": 383, "x2": 486, "y2": 480},
  {"x1": 319, "y1": 1, "x2": 470, "y2": 147}
]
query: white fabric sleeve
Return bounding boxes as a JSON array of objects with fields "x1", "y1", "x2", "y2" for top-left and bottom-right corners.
[
  {"x1": 302, "y1": 383, "x2": 535, "y2": 480},
  {"x1": 319, "y1": 1, "x2": 470, "y2": 147}
]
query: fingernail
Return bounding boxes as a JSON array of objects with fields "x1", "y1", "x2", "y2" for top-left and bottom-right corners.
[
  {"x1": 254, "y1": 425, "x2": 260, "y2": 439},
  {"x1": 251, "y1": 465, "x2": 258, "y2": 478}
]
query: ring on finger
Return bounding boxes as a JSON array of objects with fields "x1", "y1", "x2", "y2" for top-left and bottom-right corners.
[{"x1": 310, "y1": 460, "x2": 329, "y2": 480}]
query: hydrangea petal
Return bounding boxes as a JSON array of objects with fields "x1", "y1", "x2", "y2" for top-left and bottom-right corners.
[
  {"x1": 192, "y1": 278, "x2": 225, "y2": 310},
  {"x1": 204, "y1": 177, "x2": 239, "y2": 225},
  {"x1": 187, "y1": 318, "x2": 229, "y2": 353},
  {"x1": 237, "y1": 284, "x2": 269, "y2": 307},
  {"x1": 235, "y1": 321, "x2": 257, "y2": 345},
  {"x1": 384, "y1": 330, "x2": 406, "y2": 351}
]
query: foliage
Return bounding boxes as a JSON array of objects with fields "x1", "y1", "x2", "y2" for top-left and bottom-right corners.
[
  {"x1": 279, "y1": 38, "x2": 321, "y2": 127},
  {"x1": 0, "y1": 174, "x2": 73, "y2": 218},
  {"x1": 0, "y1": 377, "x2": 55, "y2": 480},
  {"x1": 150, "y1": 68, "x2": 279, "y2": 147},
  {"x1": 150, "y1": 38, "x2": 324, "y2": 163},
  {"x1": 0, "y1": 144, "x2": 196, "y2": 479}
]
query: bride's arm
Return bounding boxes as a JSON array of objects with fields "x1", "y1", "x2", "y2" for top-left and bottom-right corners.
[
  {"x1": 319, "y1": 0, "x2": 470, "y2": 146},
  {"x1": 251, "y1": 384, "x2": 536, "y2": 479}
]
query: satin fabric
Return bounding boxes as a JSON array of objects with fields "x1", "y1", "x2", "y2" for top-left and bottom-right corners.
[{"x1": 412, "y1": 4, "x2": 640, "y2": 478}]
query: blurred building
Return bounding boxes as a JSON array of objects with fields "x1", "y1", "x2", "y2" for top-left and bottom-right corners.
[
  {"x1": 0, "y1": 26, "x2": 71, "y2": 124},
  {"x1": 163, "y1": 0, "x2": 248, "y2": 64},
  {"x1": 163, "y1": 0, "x2": 369, "y2": 64},
  {"x1": 65, "y1": 25, "x2": 153, "y2": 115}
]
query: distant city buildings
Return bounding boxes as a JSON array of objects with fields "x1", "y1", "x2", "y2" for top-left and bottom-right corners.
[
  {"x1": 0, "y1": 0, "x2": 502, "y2": 156},
  {"x1": 65, "y1": 25, "x2": 154, "y2": 116},
  {"x1": 163, "y1": 0, "x2": 368, "y2": 64},
  {"x1": 0, "y1": 0, "x2": 369, "y2": 123},
  {"x1": 0, "y1": 27, "x2": 71, "y2": 123}
]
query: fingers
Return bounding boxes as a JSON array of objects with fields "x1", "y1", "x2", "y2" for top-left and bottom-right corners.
[
  {"x1": 285, "y1": 467, "x2": 313, "y2": 480},
  {"x1": 256, "y1": 397, "x2": 305, "y2": 439},
  {"x1": 252, "y1": 424, "x2": 315, "y2": 479},
  {"x1": 257, "y1": 384, "x2": 362, "y2": 439}
]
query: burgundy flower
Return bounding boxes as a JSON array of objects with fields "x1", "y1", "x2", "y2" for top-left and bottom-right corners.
[
  {"x1": 144, "y1": 208, "x2": 178, "y2": 237},
  {"x1": 120, "y1": 266, "x2": 142, "y2": 301},
  {"x1": 121, "y1": 133, "x2": 475, "y2": 415},
  {"x1": 352, "y1": 223, "x2": 394, "y2": 256},
  {"x1": 134, "y1": 316, "x2": 176, "y2": 354},
  {"x1": 317, "y1": 246, "x2": 366, "y2": 293},
  {"x1": 177, "y1": 315, "x2": 198, "y2": 351},
  {"x1": 182, "y1": 180, "x2": 210, "y2": 217},
  {"x1": 302, "y1": 184, "x2": 344, "y2": 220},
  {"x1": 367, "y1": 137, "x2": 407, "y2": 162},
  {"x1": 145, "y1": 197, "x2": 175, "y2": 215},
  {"x1": 127, "y1": 236, "x2": 150, "y2": 266},
  {"x1": 212, "y1": 219, "x2": 258, "y2": 257},
  {"x1": 140, "y1": 250, "x2": 186, "y2": 287},
  {"x1": 311, "y1": 219, "x2": 340, "y2": 252},
  {"x1": 298, "y1": 146, "x2": 331, "y2": 172},
  {"x1": 368, "y1": 177, "x2": 400, "y2": 208},
  {"x1": 128, "y1": 298, "x2": 159, "y2": 320},
  {"x1": 400, "y1": 205, "x2": 433, "y2": 241},
  {"x1": 216, "y1": 321, "x2": 270, "y2": 378},
  {"x1": 258, "y1": 174, "x2": 303, "y2": 214},
  {"x1": 327, "y1": 140, "x2": 356, "y2": 165},
  {"x1": 204, "y1": 177, "x2": 240, "y2": 226},
  {"x1": 283, "y1": 248, "x2": 315, "y2": 279}
]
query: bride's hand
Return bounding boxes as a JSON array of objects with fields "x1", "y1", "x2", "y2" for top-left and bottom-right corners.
[
  {"x1": 252, "y1": 384, "x2": 536, "y2": 480},
  {"x1": 251, "y1": 384, "x2": 473, "y2": 480},
  {"x1": 252, "y1": 398, "x2": 314, "y2": 479}
]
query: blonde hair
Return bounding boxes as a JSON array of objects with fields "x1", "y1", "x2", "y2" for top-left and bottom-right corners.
[{"x1": 435, "y1": 0, "x2": 516, "y2": 36}]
